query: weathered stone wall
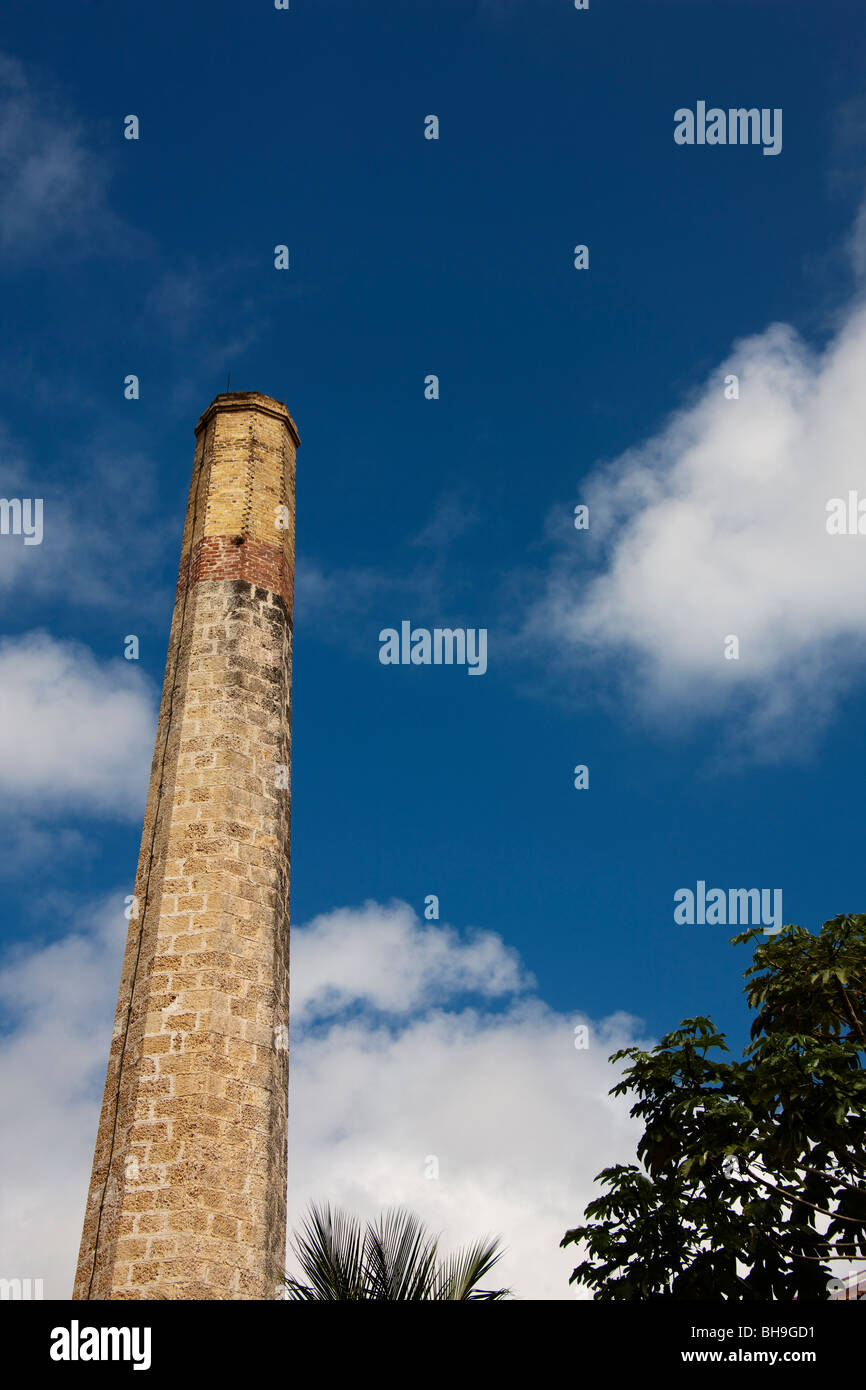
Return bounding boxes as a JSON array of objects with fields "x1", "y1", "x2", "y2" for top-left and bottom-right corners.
[{"x1": 73, "y1": 393, "x2": 299, "y2": 1300}]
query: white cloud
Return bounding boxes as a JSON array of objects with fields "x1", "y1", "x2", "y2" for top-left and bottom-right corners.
[
  {"x1": 0, "y1": 899, "x2": 646, "y2": 1300},
  {"x1": 0, "y1": 632, "x2": 156, "y2": 818},
  {"x1": 528, "y1": 291, "x2": 866, "y2": 757},
  {"x1": 0, "y1": 896, "x2": 128, "y2": 1297},
  {"x1": 289, "y1": 1000, "x2": 643, "y2": 1301},
  {"x1": 292, "y1": 899, "x2": 532, "y2": 1022}
]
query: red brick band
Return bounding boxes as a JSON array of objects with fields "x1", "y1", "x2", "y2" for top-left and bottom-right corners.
[{"x1": 176, "y1": 535, "x2": 294, "y2": 608}]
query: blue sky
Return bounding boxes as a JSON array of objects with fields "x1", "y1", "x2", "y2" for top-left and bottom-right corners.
[{"x1": 2, "y1": 0, "x2": 866, "y2": 1297}]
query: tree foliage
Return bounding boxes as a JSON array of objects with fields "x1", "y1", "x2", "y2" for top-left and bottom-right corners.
[
  {"x1": 562, "y1": 914, "x2": 866, "y2": 1299},
  {"x1": 284, "y1": 1202, "x2": 510, "y2": 1300}
]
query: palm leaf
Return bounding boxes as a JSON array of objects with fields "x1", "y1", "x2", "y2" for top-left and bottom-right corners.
[
  {"x1": 284, "y1": 1202, "x2": 365, "y2": 1301},
  {"x1": 433, "y1": 1235, "x2": 510, "y2": 1300},
  {"x1": 285, "y1": 1202, "x2": 510, "y2": 1301},
  {"x1": 363, "y1": 1207, "x2": 439, "y2": 1300}
]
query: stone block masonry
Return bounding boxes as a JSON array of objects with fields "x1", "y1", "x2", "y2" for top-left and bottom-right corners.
[{"x1": 73, "y1": 392, "x2": 299, "y2": 1300}]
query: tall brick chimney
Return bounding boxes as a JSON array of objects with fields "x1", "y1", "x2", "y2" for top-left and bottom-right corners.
[{"x1": 73, "y1": 392, "x2": 299, "y2": 1300}]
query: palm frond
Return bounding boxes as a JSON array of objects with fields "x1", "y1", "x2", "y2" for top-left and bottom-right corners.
[
  {"x1": 285, "y1": 1202, "x2": 510, "y2": 1300},
  {"x1": 285, "y1": 1201, "x2": 366, "y2": 1301},
  {"x1": 364, "y1": 1207, "x2": 439, "y2": 1300},
  {"x1": 433, "y1": 1235, "x2": 511, "y2": 1300}
]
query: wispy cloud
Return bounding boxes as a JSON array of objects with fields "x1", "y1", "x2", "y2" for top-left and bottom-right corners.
[
  {"x1": 0, "y1": 419, "x2": 178, "y2": 614},
  {"x1": 0, "y1": 51, "x2": 143, "y2": 264},
  {"x1": 410, "y1": 490, "x2": 480, "y2": 549},
  {"x1": 295, "y1": 554, "x2": 456, "y2": 652},
  {"x1": 0, "y1": 821, "x2": 91, "y2": 882},
  {"x1": 142, "y1": 259, "x2": 266, "y2": 362}
]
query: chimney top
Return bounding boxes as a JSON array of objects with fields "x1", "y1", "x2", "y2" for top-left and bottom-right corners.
[{"x1": 195, "y1": 391, "x2": 300, "y2": 447}]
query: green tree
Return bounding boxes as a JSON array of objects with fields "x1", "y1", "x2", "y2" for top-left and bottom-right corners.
[
  {"x1": 283, "y1": 1202, "x2": 510, "y2": 1300},
  {"x1": 562, "y1": 914, "x2": 866, "y2": 1299}
]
